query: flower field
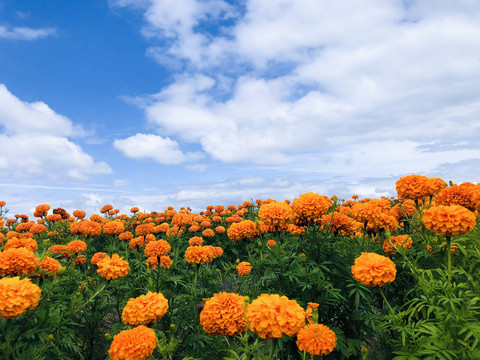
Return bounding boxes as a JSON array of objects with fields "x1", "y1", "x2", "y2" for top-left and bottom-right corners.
[{"x1": 1, "y1": 174, "x2": 480, "y2": 359}]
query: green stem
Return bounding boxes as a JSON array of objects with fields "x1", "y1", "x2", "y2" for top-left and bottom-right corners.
[
  {"x1": 379, "y1": 287, "x2": 394, "y2": 315},
  {"x1": 268, "y1": 338, "x2": 278, "y2": 360},
  {"x1": 446, "y1": 235, "x2": 452, "y2": 283}
]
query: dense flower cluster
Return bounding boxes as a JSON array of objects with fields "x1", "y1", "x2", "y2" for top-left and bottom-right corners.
[
  {"x1": 296, "y1": 324, "x2": 337, "y2": 356},
  {"x1": 351, "y1": 252, "x2": 396, "y2": 287},
  {"x1": 109, "y1": 325, "x2": 157, "y2": 360},
  {"x1": 246, "y1": 294, "x2": 305, "y2": 339},
  {"x1": 422, "y1": 205, "x2": 476, "y2": 236},
  {"x1": 0, "y1": 248, "x2": 38, "y2": 277},
  {"x1": 396, "y1": 175, "x2": 444, "y2": 200},
  {"x1": 0, "y1": 276, "x2": 41, "y2": 319},
  {"x1": 122, "y1": 291, "x2": 169, "y2": 326},
  {"x1": 433, "y1": 185, "x2": 477, "y2": 211},
  {"x1": 96, "y1": 254, "x2": 129, "y2": 280},
  {"x1": 200, "y1": 292, "x2": 246, "y2": 336}
]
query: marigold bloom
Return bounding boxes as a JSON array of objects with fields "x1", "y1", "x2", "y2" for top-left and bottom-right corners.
[
  {"x1": 320, "y1": 212, "x2": 359, "y2": 235},
  {"x1": 118, "y1": 231, "x2": 134, "y2": 241},
  {"x1": 144, "y1": 239, "x2": 171, "y2": 257},
  {"x1": 202, "y1": 228, "x2": 215, "y2": 238},
  {"x1": 67, "y1": 240, "x2": 87, "y2": 254},
  {"x1": 38, "y1": 256, "x2": 61, "y2": 276},
  {"x1": 122, "y1": 291, "x2": 169, "y2": 326},
  {"x1": 146, "y1": 255, "x2": 172, "y2": 269},
  {"x1": 383, "y1": 235, "x2": 412, "y2": 255},
  {"x1": 200, "y1": 292, "x2": 246, "y2": 336},
  {"x1": 73, "y1": 210, "x2": 86, "y2": 219},
  {"x1": 227, "y1": 220, "x2": 259, "y2": 242},
  {"x1": 129, "y1": 236, "x2": 144, "y2": 250},
  {"x1": 0, "y1": 248, "x2": 38, "y2": 277},
  {"x1": 91, "y1": 252, "x2": 108, "y2": 265},
  {"x1": 189, "y1": 236, "x2": 204, "y2": 246},
  {"x1": 100, "y1": 204, "x2": 113, "y2": 214},
  {"x1": 30, "y1": 224, "x2": 47, "y2": 235},
  {"x1": 434, "y1": 185, "x2": 476, "y2": 211},
  {"x1": 130, "y1": 206, "x2": 139, "y2": 213},
  {"x1": 422, "y1": 205, "x2": 476, "y2": 236},
  {"x1": 236, "y1": 261, "x2": 252, "y2": 276},
  {"x1": 4, "y1": 237, "x2": 38, "y2": 252},
  {"x1": 49, "y1": 244, "x2": 70, "y2": 258},
  {"x1": 109, "y1": 325, "x2": 157, "y2": 360},
  {"x1": 0, "y1": 201, "x2": 6, "y2": 207},
  {"x1": 351, "y1": 252, "x2": 396, "y2": 287},
  {"x1": 103, "y1": 221, "x2": 125, "y2": 236},
  {"x1": 267, "y1": 239, "x2": 277, "y2": 246},
  {"x1": 0, "y1": 276, "x2": 41, "y2": 319},
  {"x1": 291, "y1": 192, "x2": 332, "y2": 225},
  {"x1": 246, "y1": 294, "x2": 305, "y2": 339},
  {"x1": 96, "y1": 254, "x2": 129, "y2": 280},
  {"x1": 75, "y1": 255, "x2": 86, "y2": 265},
  {"x1": 296, "y1": 324, "x2": 337, "y2": 356},
  {"x1": 134, "y1": 224, "x2": 154, "y2": 237},
  {"x1": 396, "y1": 175, "x2": 436, "y2": 200},
  {"x1": 46, "y1": 214, "x2": 62, "y2": 222},
  {"x1": 215, "y1": 226, "x2": 226, "y2": 234},
  {"x1": 212, "y1": 246, "x2": 223, "y2": 258},
  {"x1": 258, "y1": 201, "x2": 295, "y2": 229},
  {"x1": 184, "y1": 246, "x2": 214, "y2": 264}
]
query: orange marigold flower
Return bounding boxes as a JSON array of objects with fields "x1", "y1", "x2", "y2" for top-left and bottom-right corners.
[
  {"x1": 144, "y1": 239, "x2": 171, "y2": 257},
  {"x1": 130, "y1": 206, "x2": 140, "y2": 213},
  {"x1": 258, "y1": 201, "x2": 295, "y2": 229},
  {"x1": 49, "y1": 245, "x2": 70, "y2": 258},
  {"x1": 46, "y1": 214, "x2": 62, "y2": 222},
  {"x1": 351, "y1": 252, "x2": 396, "y2": 287},
  {"x1": 236, "y1": 261, "x2": 251, "y2": 276},
  {"x1": 215, "y1": 226, "x2": 225, "y2": 234},
  {"x1": 200, "y1": 292, "x2": 246, "y2": 336},
  {"x1": 202, "y1": 228, "x2": 215, "y2": 238},
  {"x1": 80, "y1": 221, "x2": 102, "y2": 237},
  {"x1": 122, "y1": 291, "x2": 169, "y2": 326},
  {"x1": 184, "y1": 246, "x2": 214, "y2": 264},
  {"x1": 0, "y1": 201, "x2": 5, "y2": 207},
  {"x1": 396, "y1": 174, "x2": 436, "y2": 200},
  {"x1": 0, "y1": 276, "x2": 41, "y2": 319},
  {"x1": 109, "y1": 325, "x2": 157, "y2": 360},
  {"x1": 0, "y1": 248, "x2": 38, "y2": 277},
  {"x1": 246, "y1": 294, "x2": 305, "y2": 339},
  {"x1": 103, "y1": 221, "x2": 125, "y2": 236},
  {"x1": 267, "y1": 240, "x2": 277, "y2": 246},
  {"x1": 296, "y1": 324, "x2": 337, "y2": 356},
  {"x1": 291, "y1": 192, "x2": 332, "y2": 225},
  {"x1": 96, "y1": 254, "x2": 129, "y2": 280},
  {"x1": 73, "y1": 210, "x2": 86, "y2": 219},
  {"x1": 30, "y1": 224, "x2": 47, "y2": 235},
  {"x1": 366, "y1": 213, "x2": 399, "y2": 233},
  {"x1": 434, "y1": 185, "x2": 476, "y2": 211},
  {"x1": 129, "y1": 236, "x2": 144, "y2": 250},
  {"x1": 75, "y1": 255, "x2": 86, "y2": 265},
  {"x1": 135, "y1": 224, "x2": 155, "y2": 236},
  {"x1": 171, "y1": 212, "x2": 195, "y2": 227},
  {"x1": 118, "y1": 231, "x2": 134, "y2": 241},
  {"x1": 320, "y1": 213, "x2": 359, "y2": 235},
  {"x1": 4, "y1": 237, "x2": 38, "y2": 252},
  {"x1": 100, "y1": 204, "x2": 113, "y2": 214},
  {"x1": 213, "y1": 246, "x2": 223, "y2": 258},
  {"x1": 227, "y1": 220, "x2": 259, "y2": 242},
  {"x1": 67, "y1": 240, "x2": 87, "y2": 254},
  {"x1": 38, "y1": 256, "x2": 61, "y2": 276},
  {"x1": 383, "y1": 235, "x2": 412, "y2": 255},
  {"x1": 189, "y1": 236, "x2": 204, "y2": 246},
  {"x1": 146, "y1": 255, "x2": 172, "y2": 269},
  {"x1": 91, "y1": 252, "x2": 108, "y2": 265},
  {"x1": 422, "y1": 205, "x2": 476, "y2": 236}
]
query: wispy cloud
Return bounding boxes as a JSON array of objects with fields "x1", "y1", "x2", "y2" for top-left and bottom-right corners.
[{"x1": 0, "y1": 25, "x2": 56, "y2": 40}]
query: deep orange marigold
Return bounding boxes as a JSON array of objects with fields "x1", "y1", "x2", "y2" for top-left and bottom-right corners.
[
  {"x1": 144, "y1": 239, "x2": 171, "y2": 257},
  {"x1": 91, "y1": 252, "x2": 108, "y2": 265},
  {"x1": 383, "y1": 235, "x2": 412, "y2": 255},
  {"x1": 103, "y1": 221, "x2": 125, "y2": 236},
  {"x1": 351, "y1": 252, "x2": 396, "y2": 287},
  {"x1": 0, "y1": 248, "x2": 38, "y2": 277},
  {"x1": 189, "y1": 236, "x2": 204, "y2": 246},
  {"x1": 296, "y1": 324, "x2": 337, "y2": 356},
  {"x1": 258, "y1": 201, "x2": 295, "y2": 229},
  {"x1": 200, "y1": 292, "x2": 246, "y2": 336},
  {"x1": 119, "y1": 231, "x2": 134, "y2": 241},
  {"x1": 30, "y1": 224, "x2": 47, "y2": 235},
  {"x1": 0, "y1": 276, "x2": 41, "y2": 319},
  {"x1": 96, "y1": 254, "x2": 129, "y2": 280},
  {"x1": 67, "y1": 240, "x2": 87, "y2": 254},
  {"x1": 38, "y1": 256, "x2": 61, "y2": 276},
  {"x1": 135, "y1": 224, "x2": 155, "y2": 236},
  {"x1": 109, "y1": 325, "x2": 157, "y2": 360},
  {"x1": 396, "y1": 175, "x2": 437, "y2": 200},
  {"x1": 236, "y1": 261, "x2": 251, "y2": 276},
  {"x1": 227, "y1": 220, "x2": 259, "y2": 242},
  {"x1": 246, "y1": 294, "x2": 305, "y2": 339},
  {"x1": 122, "y1": 291, "x2": 169, "y2": 326},
  {"x1": 184, "y1": 246, "x2": 214, "y2": 264},
  {"x1": 422, "y1": 205, "x2": 476, "y2": 236},
  {"x1": 146, "y1": 255, "x2": 172, "y2": 269},
  {"x1": 4, "y1": 237, "x2": 38, "y2": 252},
  {"x1": 291, "y1": 192, "x2": 332, "y2": 225}
]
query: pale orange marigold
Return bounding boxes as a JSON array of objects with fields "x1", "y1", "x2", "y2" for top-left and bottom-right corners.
[
  {"x1": 0, "y1": 276, "x2": 41, "y2": 319},
  {"x1": 0, "y1": 248, "x2": 38, "y2": 277},
  {"x1": 422, "y1": 205, "x2": 476, "y2": 236},
  {"x1": 96, "y1": 254, "x2": 129, "y2": 280},
  {"x1": 200, "y1": 292, "x2": 246, "y2": 336},
  {"x1": 351, "y1": 252, "x2": 396, "y2": 287},
  {"x1": 236, "y1": 261, "x2": 252, "y2": 276},
  {"x1": 296, "y1": 324, "x2": 337, "y2": 356},
  {"x1": 246, "y1": 294, "x2": 305, "y2": 339},
  {"x1": 122, "y1": 291, "x2": 169, "y2": 326},
  {"x1": 109, "y1": 325, "x2": 157, "y2": 360}
]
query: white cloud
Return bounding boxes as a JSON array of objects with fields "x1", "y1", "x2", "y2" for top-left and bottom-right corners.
[
  {"x1": 0, "y1": 26, "x2": 56, "y2": 40},
  {"x1": 113, "y1": 133, "x2": 203, "y2": 164},
  {"x1": 0, "y1": 85, "x2": 111, "y2": 181}
]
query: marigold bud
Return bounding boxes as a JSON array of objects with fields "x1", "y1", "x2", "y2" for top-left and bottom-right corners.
[{"x1": 57, "y1": 266, "x2": 67, "y2": 275}]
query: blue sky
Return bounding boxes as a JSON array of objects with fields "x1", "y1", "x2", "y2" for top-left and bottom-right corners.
[{"x1": 1, "y1": 0, "x2": 480, "y2": 217}]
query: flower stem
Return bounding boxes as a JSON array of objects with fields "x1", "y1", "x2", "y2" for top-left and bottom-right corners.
[
  {"x1": 379, "y1": 287, "x2": 394, "y2": 315},
  {"x1": 446, "y1": 235, "x2": 452, "y2": 282}
]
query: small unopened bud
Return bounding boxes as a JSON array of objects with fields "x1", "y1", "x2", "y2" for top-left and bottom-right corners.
[
  {"x1": 43, "y1": 238, "x2": 51, "y2": 246},
  {"x1": 170, "y1": 324, "x2": 175, "y2": 330},
  {"x1": 57, "y1": 266, "x2": 67, "y2": 275},
  {"x1": 104, "y1": 333, "x2": 112, "y2": 341},
  {"x1": 300, "y1": 253, "x2": 306, "y2": 262},
  {"x1": 361, "y1": 345, "x2": 368, "y2": 359}
]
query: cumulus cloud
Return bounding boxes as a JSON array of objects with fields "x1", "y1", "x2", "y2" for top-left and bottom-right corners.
[
  {"x1": 0, "y1": 25, "x2": 56, "y2": 40},
  {"x1": 112, "y1": 0, "x2": 480, "y2": 180},
  {"x1": 113, "y1": 133, "x2": 203, "y2": 164},
  {"x1": 0, "y1": 84, "x2": 111, "y2": 180}
]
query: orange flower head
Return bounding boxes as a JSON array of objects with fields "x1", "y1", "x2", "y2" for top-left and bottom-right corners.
[
  {"x1": 109, "y1": 325, "x2": 157, "y2": 360},
  {"x1": 49, "y1": 244, "x2": 70, "y2": 258},
  {"x1": 4, "y1": 237, "x2": 38, "y2": 252},
  {"x1": 383, "y1": 235, "x2": 412, "y2": 255},
  {"x1": 258, "y1": 201, "x2": 295, "y2": 229},
  {"x1": 215, "y1": 226, "x2": 226, "y2": 234},
  {"x1": 184, "y1": 246, "x2": 214, "y2": 264},
  {"x1": 202, "y1": 228, "x2": 215, "y2": 238},
  {"x1": 38, "y1": 256, "x2": 61, "y2": 276},
  {"x1": 118, "y1": 231, "x2": 134, "y2": 241},
  {"x1": 129, "y1": 236, "x2": 144, "y2": 251},
  {"x1": 146, "y1": 255, "x2": 172, "y2": 269},
  {"x1": 236, "y1": 261, "x2": 252, "y2": 276},
  {"x1": 351, "y1": 252, "x2": 396, "y2": 287},
  {"x1": 227, "y1": 220, "x2": 259, "y2": 242},
  {"x1": 296, "y1": 324, "x2": 337, "y2": 356},
  {"x1": 213, "y1": 246, "x2": 223, "y2": 258},
  {"x1": 0, "y1": 276, "x2": 41, "y2": 319},
  {"x1": 96, "y1": 254, "x2": 129, "y2": 280},
  {"x1": 291, "y1": 192, "x2": 332, "y2": 225},
  {"x1": 73, "y1": 210, "x2": 86, "y2": 219},
  {"x1": 396, "y1": 174, "x2": 436, "y2": 200},
  {"x1": 103, "y1": 221, "x2": 125, "y2": 236},
  {"x1": 144, "y1": 239, "x2": 171, "y2": 257},
  {"x1": 135, "y1": 224, "x2": 155, "y2": 236},
  {"x1": 246, "y1": 294, "x2": 305, "y2": 339},
  {"x1": 434, "y1": 185, "x2": 476, "y2": 211},
  {"x1": 200, "y1": 292, "x2": 246, "y2": 336},
  {"x1": 67, "y1": 240, "x2": 87, "y2": 254},
  {"x1": 30, "y1": 224, "x2": 47, "y2": 235},
  {"x1": 422, "y1": 205, "x2": 476, "y2": 236},
  {"x1": 267, "y1": 240, "x2": 277, "y2": 246},
  {"x1": 189, "y1": 236, "x2": 204, "y2": 246},
  {"x1": 91, "y1": 252, "x2": 108, "y2": 265},
  {"x1": 100, "y1": 205, "x2": 113, "y2": 214},
  {"x1": 122, "y1": 291, "x2": 169, "y2": 326},
  {"x1": 0, "y1": 248, "x2": 38, "y2": 277}
]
